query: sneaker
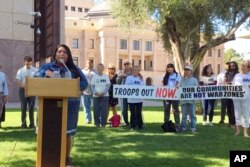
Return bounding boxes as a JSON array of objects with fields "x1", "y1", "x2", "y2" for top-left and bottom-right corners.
[
  {"x1": 202, "y1": 121, "x2": 207, "y2": 126},
  {"x1": 129, "y1": 127, "x2": 135, "y2": 131},
  {"x1": 66, "y1": 157, "x2": 72, "y2": 167},
  {"x1": 209, "y1": 122, "x2": 213, "y2": 127},
  {"x1": 191, "y1": 129, "x2": 197, "y2": 133}
]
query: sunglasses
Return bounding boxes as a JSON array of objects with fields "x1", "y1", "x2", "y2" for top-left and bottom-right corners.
[
  {"x1": 184, "y1": 69, "x2": 190, "y2": 71},
  {"x1": 124, "y1": 63, "x2": 130, "y2": 65},
  {"x1": 108, "y1": 68, "x2": 115, "y2": 70}
]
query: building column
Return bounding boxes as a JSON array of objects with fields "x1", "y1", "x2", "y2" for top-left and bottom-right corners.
[
  {"x1": 115, "y1": 36, "x2": 119, "y2": 69},
  {"x1": 153, "y1": 40, "x2": 156, "y2": 71},
  {"x1": 128, "y1": 37, "x2": 132, "y2": 62},
  {"x1": 99, "y1": 32, "x2": 105, "y2": 64},
  {"x1": 141, "y1": 39, "x2": 145, "y2": 71}
]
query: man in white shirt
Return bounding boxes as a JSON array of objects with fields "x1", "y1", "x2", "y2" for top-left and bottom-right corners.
[
  {"x1": 0, "y1": 65, "x2": 8, "y2": 128},
  {"x1": 16, "y1": 56, "x2": 38, "y2": 128},
  {"x1": 81, "y1": 59, "x2": 97, "y2": 124}
]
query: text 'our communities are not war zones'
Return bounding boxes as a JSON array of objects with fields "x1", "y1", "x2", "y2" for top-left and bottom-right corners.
[{"x1": 113, "y1": 85, "x2": 249, "y2": 100}]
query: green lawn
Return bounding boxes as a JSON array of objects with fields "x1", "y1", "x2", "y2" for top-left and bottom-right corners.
[{"x1": 1, "y1": 107, "x2": 250, "y2": 167}]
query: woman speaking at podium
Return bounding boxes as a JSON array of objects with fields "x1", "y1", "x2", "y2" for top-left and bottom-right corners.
[{"x1": 35, "y1": 44, "x2": 88, "y2": 166}]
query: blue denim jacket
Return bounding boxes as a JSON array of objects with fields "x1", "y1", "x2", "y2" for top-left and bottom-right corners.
[{"x1": 34, "y1": 61, "x2": 88, "y2": 91}]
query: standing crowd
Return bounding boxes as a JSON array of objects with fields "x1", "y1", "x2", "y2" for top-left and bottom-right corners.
[{"x1": 1, "y1": 44, "x2": 250, "y2": 166}]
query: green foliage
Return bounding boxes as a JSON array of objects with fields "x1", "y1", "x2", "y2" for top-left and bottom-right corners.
[
  {"x1": 224, "y1": 48, "x2": 241, "y2": 63},
  {"x1": 111, "y1": 0, "x2": 250, "y2": 72}
]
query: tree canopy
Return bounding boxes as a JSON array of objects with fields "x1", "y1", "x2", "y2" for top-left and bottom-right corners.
[
  {"x1": 224, "y1": 48, "x2": 243, "y2": 64},
  {"x1": 111, "y1": 0, "x2": 250, "y2": 74}
]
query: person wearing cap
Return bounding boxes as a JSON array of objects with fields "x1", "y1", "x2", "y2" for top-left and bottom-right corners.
[
  {"x1": 162, "y1": 63, "x2": 181, "y2": 128},
  {"x1": 180, "y1": 65, "x2": 198, "y2": 132},
  {"x1": 107, "y1": 64, "x2": 119, "y2": 120},
  {"x1": 81, "y1": 59, "x2": 97, "y2": 124},
  {"x1": 200, "y1": 64, "x2": 217, "y2": 126},
  {"x1": 0, "y1": 65, "x2": 8, "y2": 128},
  {"x1": 116, "y1": 60, "x2": 132, "y2": 125}
]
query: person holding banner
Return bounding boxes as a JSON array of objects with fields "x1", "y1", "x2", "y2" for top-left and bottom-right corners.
[
  {"x1": 224, "y1": 61, "x2": 239, "y2": 128},
  {"x1": 162, "y1": 63, "x2": 181, "y2": 128},
  {"x1": 217, "y1": 62, "x2": 230, "y2": 124},
  {"x1": 200, "y1": 64, "x2": 217, "y2": 126},
  {"x1": 232, "y1": 60, "x2": 250, "y2": 137},
  {"x1": 180, "y1": 65, "x2": 198, "y2": 132},
  {"x1": 125, "y1": 66, "x2": 145, "y2": 131},
  {"x1": 117, "y1": 60, "x2": 132, "y2": 126}
]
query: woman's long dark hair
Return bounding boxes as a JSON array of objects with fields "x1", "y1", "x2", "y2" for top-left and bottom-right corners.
[
  {"x1": 52, "y1": 44, "x2": 81, "y2": 78},
  {"x1": 201, "y1": 64, "x2": 213, "y2": 76},
  {"x1": 163, "y1": 63, "x2": 178, "y2": 86},
  {"x1": 225, "y1": 61, "x2": 239, "y2": 83}
]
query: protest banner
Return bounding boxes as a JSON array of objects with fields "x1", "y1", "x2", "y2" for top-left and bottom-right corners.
[{"x1": 113, "y1": 85, "x2": 249, "y2": 100}]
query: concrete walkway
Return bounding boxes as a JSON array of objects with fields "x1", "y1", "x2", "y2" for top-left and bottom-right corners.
[{"x1": 6, "y1": 100, "x2": 163, "y2": 109}]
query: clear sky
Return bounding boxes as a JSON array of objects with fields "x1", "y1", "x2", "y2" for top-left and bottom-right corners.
[{"x1": 224, "y1": 27, "x2": 250, "y2": 60}]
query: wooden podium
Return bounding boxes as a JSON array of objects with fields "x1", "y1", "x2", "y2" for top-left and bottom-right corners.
[{"x1": 25, "y1": 78, "x2": 80, "y2": 167}]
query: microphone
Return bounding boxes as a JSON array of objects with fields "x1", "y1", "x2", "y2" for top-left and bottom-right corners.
[{"x1": 59, "y1": 59, "x2": 72, "y2": 78}]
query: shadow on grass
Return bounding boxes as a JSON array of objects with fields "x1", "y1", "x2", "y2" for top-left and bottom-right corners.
[
  {"x1": 68, "y1": 122, "x2": 249, "y2": 167},
  {"x1": 3, "y1": 159, "x2": 35, "y2": 167}
]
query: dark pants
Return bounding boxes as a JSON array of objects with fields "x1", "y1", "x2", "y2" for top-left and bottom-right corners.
[
  {"x1": 129, "y1": 102, "x2": 143, "y2": 128},
  {"x1": 226, "y1": 99, "x2": 235, "y2": 125},
  {"x1": 19, "y1": 88, "x2": 35, "y2": 127},
  {"x1": 93, "y1": 96, "x2": 109, "y2": 126},
  {"x1": 121, "y1": 98, "x2": 129, "y2": 124},
  {"x1": 202, "y1": 99, "x2": 216, "y2": 122},
  {"x1": 220, "y1": 99, "x2": 227, "y2": 122},
  {"x1": 163, "y1": 100, "x2": 180, "y2": 124}
]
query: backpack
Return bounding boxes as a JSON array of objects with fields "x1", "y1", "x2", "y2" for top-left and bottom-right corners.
[
  {"x1": 109, "y1": 114, "x2": 121, "y2": 128},
  {"x1": 161, "y1": 120, "x2": 177, "y2": 133}
]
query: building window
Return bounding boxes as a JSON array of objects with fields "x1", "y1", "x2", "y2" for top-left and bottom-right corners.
[
  {"x1": 119, "y1": 59, "x2": 122, "y2": 70},
  {"x1": 89, "y1": 39, "x2": 94, "y2": 49},
  {"x1": 72, "y1": 38, "x2": 79, "y2": 48},
  {"x1": 65, "y1": 6, "x2": 68, "y2": 11},
  {"x1": 133, "y1": 40, "x2": 140, "y2": 50},
  {"x1": 217, "y1": 64, "x2": 221, "y2": 74},
  {"x1": 84, "y1": 8, "x2": 89, "y2": 13},
  {"x1": 120, "y1": 39, "x2": 127, "y2": 49},
  {"x1": 78, "y1": 7, "x2": 82, "y2": 12},
  {"x1": 208, "y1": 49, "x2": 212, "y2": 57},
  {"x1": 132, "y1": 60, "x2": 135, "y2": 66},
  {"x1": 150, "y1": 61, "x2": 153, "y2": 67},
  {"x1": 73, "y1": 57, "x2": 78, "y2": 66},
  {"x1": 145, "y1": 41, "x2": 153, "y2": 51},
  {"x1": 218, "y1": 49, "x2": 221, "y2": 57},
  {"x1": 71, "y1": 6, "x2": 76, "y2": 11}
]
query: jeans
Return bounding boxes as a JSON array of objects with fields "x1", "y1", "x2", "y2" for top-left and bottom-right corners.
[
  {"x1": 129, "y1": 102, "x2": 143, "y2": 128},
  {"x1": 181, "y1": 103, "x2": 196, "y2": 131},
  {"x1": 81, "y1": 95, "x2": 93, "y2": 122},
  {"x1": 202, "y1": 99, "x2": 216, "y2": 122},
  {"x1": 163, "y1": 100, "x2": 180, "y2": 124},
  {"x1": 121, "y1": 98, "x2": 129, "y2": 124},
  {"x1": 93, "y1": 96, "x2": 109, "y2": 126},
  {"x1": 19, "y1": 88, "x2": 35, "y2": 127}
]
